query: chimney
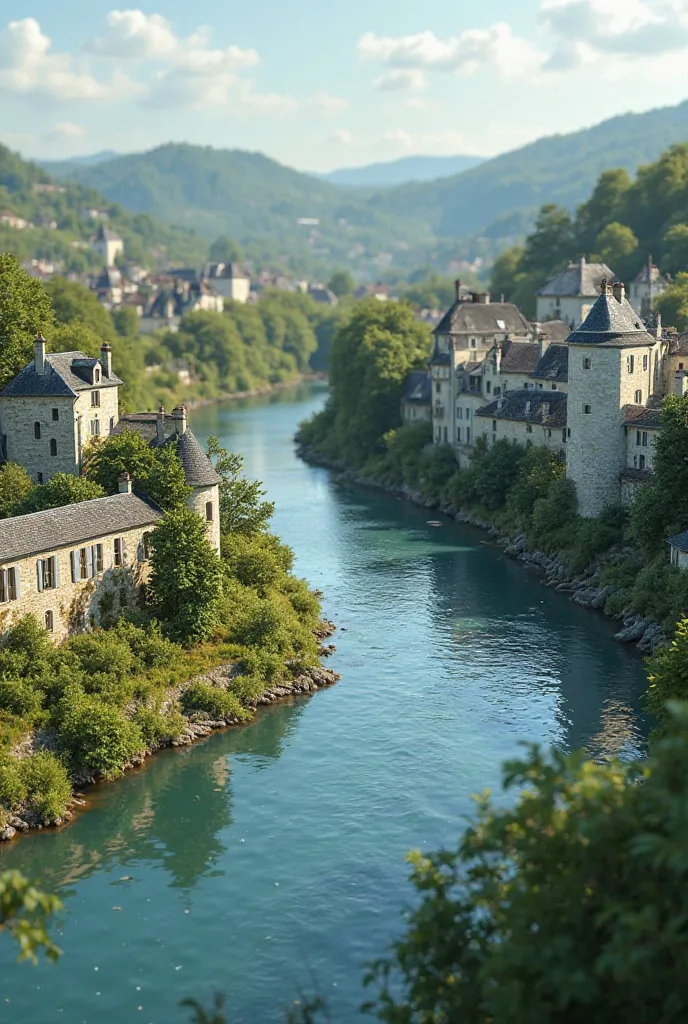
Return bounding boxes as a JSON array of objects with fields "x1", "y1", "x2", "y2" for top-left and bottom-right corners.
[
  {"x1": 455, "y1": 279, "x2": 461, "y2": 301},
  {"x1": 34, "y1": 333, "x2": 46, "y2": 375},
  {"x1": 612, "y1": 281, "x2": 626, "y2": 304},
  {"x1": 156, "y1": 405, "x2": 166, "y2": 442},
  {"x1": 172, "y1": 404, "x2": 187, "y2": 435},
  {"x1": 600, "y1": 279, "x2": 613, "y2": 297},
  {"x1": 541, "y1": 402, "x2": 550, "y2": 421},
  {"x1": 100, "y1": 342, "x2": 112, "y2": 378},
  {"x1": 674, "y1": 373, "x2": 688, "y2": 399},
  {"x1": 118, "y1": 472, "x2": 132, "y2": 495}
]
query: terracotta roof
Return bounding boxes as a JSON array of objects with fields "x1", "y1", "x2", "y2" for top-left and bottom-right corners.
[
  {"x1": 435, "y1": 300, "x2": 531, "y2": 337},
  {"x1": 1, "y1": 351, "x2": 122, "y2": 398},
  {"x1": 531, "y1": 344, "x2": 569, "y2": 383},
  {"x1": 536, "y1": 260, "x2": 616, "y2": 297},
  {"x1": 476, "y1": 388, "x2": 567, "y2": 428},
  {"x1": 0, "y1": 493, "x2": 161, "y2": 563},
  {"x1": 567, "y1": 291, "x2": 656, "y2": 349},
  {"x1": 624, "y1": 405, "x2": 663, "y2": 429}
]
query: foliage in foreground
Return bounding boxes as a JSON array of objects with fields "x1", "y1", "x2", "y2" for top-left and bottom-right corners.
[
  {"x1": 0, "y1": 870, "x2": 62, "y2": 963},
  {"x1": 366, "y1": 701, "x2": 688, "y2": 1023}
]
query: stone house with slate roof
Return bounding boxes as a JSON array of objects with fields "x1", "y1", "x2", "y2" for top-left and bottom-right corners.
[
  {"x1": 535, "y1": 258, "x2": 616, "y2": 329},
  {"x1": 401, "y1": 371, "x2": 432, "y2": 423},
  {"x1": 92, "y1": 224, "x2": 123, "y2": 267},
  {"x1": 476, "y1": 390, "x2": 568, "y2": 454},
  {"x1": 628, "y1": 260, "x2": 670, "y2": 318},
  {"x1": 0, "y1": 336, "x2": 121, "y2": 483},
  {"x1": 0, "y1": 479, "x2": 162, "y2": 641}
]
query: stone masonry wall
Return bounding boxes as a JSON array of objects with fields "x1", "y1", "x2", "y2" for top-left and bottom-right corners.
[
  {"x1": 0, "y1": 523, "x2": 154, "y2": 643},
  {"x1": 74, "y1": 385, "x2": 120, "y2": 455},
  {"x1": 188, "y1": 484, "x2": 221, "y2": 554},
  {"x1": 0, "y1": 396, "x2": 79, "y2": 481},
  {"x1": 478, "y1": 416, "x2": 567, "y2": 454}
]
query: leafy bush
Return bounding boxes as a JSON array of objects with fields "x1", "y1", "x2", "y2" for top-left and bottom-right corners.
[
  {"x1": 57, "y1": 686, "x2": 144, "y2": 779},
  {"x1": 15, "y1": 474, "x2": 105, "y2": 516},
  {"x1": 529, "y1": 477, "x2": 578, "y2": 552},
  {"x1": 134, "y1": 705, "x2": 186, "y2": 746},
  {"x1": 0, "y1": 462, "x2": 33, "y2": 519},
  {"x1": 180, "y1": 683, "x2": 245, "y2": 722},
  {"x1": 0, "y1": 680, "x2": 45, "y2": 721},
  {"x1": 18, "y1": 752, "x2": 71, "y2": 822},
  {"x1": 223, "y1": 534, "x2": 284, "y2": 592}
]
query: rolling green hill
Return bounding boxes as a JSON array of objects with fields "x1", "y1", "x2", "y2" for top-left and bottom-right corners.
[{"x1": 0, "y1": 144, "x2": 207, "y2": 273}]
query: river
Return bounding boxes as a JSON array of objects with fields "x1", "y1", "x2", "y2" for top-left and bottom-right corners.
[{"x1": 0, "y1": 381, "x2": 649, "y2": 1022}]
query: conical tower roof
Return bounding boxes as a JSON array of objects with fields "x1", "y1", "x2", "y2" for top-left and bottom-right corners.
[{"x1": 568, "y1": 283, "x2": 655, "y2": 348}]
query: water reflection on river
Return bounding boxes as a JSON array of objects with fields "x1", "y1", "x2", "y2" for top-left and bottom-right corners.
[{"x1": 0, "y1": 382, "x2": 649, "y2": 1023}]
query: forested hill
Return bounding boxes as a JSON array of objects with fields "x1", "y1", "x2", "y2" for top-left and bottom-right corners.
[
  {"x1": 42, "y1": 101, "x2": 688, "y2": 271},
  {"x1": 0, "y1": 144, "x2": 207, "y2": 273}
]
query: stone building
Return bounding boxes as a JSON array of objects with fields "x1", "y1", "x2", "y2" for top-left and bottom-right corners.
[
  {"x1": 203, "y1": 262, "x2": 251, "y2": 303},
  {"x1": 401, "y1": 371, "x2": 432, "y2": 423},
  {"x1": 0, "y1": 477, "x2": 161, "y2": 642},
  {"x1": 92, "y1": 225, "x2": 124, "y2": 267},
  {"x1": 668, "y1": 530, "x2": 688, "y2": 569},
  {"x1": 0, "y1": 337, "x2": 121, "y2": 483},
  {"x1": 535, "y1": 259, "x2": 616, "y2": 328},
  {"x1": 476, "y1": 390, "x2": 568, "y2": 455},
  {"x1": 628, "y1": 259, "x2": 670, "y2": 317},
  {"x1": 530, "y1": 345, "x2": 569, "y2": 393},
  {"x1": 116, "y1": 406, "x2": 221, "y2": 554}
]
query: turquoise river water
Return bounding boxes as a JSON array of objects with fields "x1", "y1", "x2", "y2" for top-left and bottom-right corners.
[{"x1": 0, "y1": 382, "x2": 650, "y2": 1022}]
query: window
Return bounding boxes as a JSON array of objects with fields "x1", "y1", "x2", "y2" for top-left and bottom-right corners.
[
  {"x1": 486, "y1": 380, "x2": 491, "y2": 394},
  {"x1": 141, "y1": 532, "x2": 152, "y2": 560},
  {"x1": 465, "y1": 408, "x2": 470, "y2": 420},
  {"x1": 457, "y1": 427, "x2": 462, "y2": 443},
  {"x1": 94, "y1": 368, "x2": 100, "y2": 383},
  {"x1": 114, "y1": 538, "x2": 123, "y2": 567},
  {"x1": 633, "y1": 455, "x2": 638, "y2": 468},
  {"x1": 639, "y1": 454, "x2": 646, "y2": 470},
  {"x1": 109, "y1": 417, "x2": 115, "y2": 433},
  {"x1": 583, "y1": 404, "x2": 592, "y2": 415},
  {"x1": 50, "y1": 439, "x2": 57, "y2": 457},
  {"x1": 634, "y1": 390, "x2": 642, "y2": 404},
  {"x1": 672, "y1": 547, "x2": 680, "y2": 568},
  {"x1": 627, "y1": 355, "x2": 635, "y2": 373},
  {"x1": 562, "y1": 429, "x2": 567, "y2": 443},
  {"x1": 466, "y1": 427, "x2": 471, "y2": 444},
  {"x1": 37, "y1": 557, "x2": 58, "y2": 592},
  {"x1": 443, "y1": 427, "x2": 448, "y2": 443},
  {"x1": 45, "y1": 610, "x2": 54, "y2": 633},
  {"x1": 79, "y1": 547, "x2": 88, "y2": 579},
  {"x1": 547, "y1": 429, "x2": 552, "y2": 439},
  {"x1": 526, "y1": 424, "x2": 533, "y2": 434},
  {"x1": 567, "y1": 428, "x2": 571, "y2": 438},
  {"x1": 523, "y1": 383, "x2": 531, "y2": 389},
  {"x1": 52, "y1": 408, "x2": 59, "y2": 421},
  {"x1": 636, "y1": 430, "x2": 641, "y2": 446},
  {"x1": 72, "y1": 545, "x2": 102, "y2": 581},
  {"x1": 90, "y1": 419, "x2": 100, "y2": 437},
  {"x1": 642, "y1": 431, "x2": 648, "y2": 447},
  {"x1": 435, "y1": 381, "x2": 440, "y2": 395},
  {"x1": 492, "y1": 420, "x2": 497, "y2": 432},
  {"x1": 470, "y1": 339, "x2": 476, "y2": 349},
  {"x1": 643, "y1": 354, "x2": 648, "y2": 371},
  {"x1": 205, "y1": 501, "x2": 214, "y2": 522},
  {"x1": 457, "y1": 407, "x2": 463, "y2": 420},
  {"x1": 551, "y1": 384, "x2": 557, "y2": 391},
  {"x1": 34, "y1": 421, "x2": 41, "y2": 440},
  {"x1": 680, "y1": 363, "x2": 685, "y2": 371},
  {"x1": 37, "y1": 473, "x2": 43, "y2": 485},
  {"x1": 0, "y1": 568, "x2": 18, "y2": 604},
  {"x1": 91, "y1": 390, "x2": 101, "y2": 407},
  {"x1": 583, "y1": 357, "x2": 592, "y2": 370}
]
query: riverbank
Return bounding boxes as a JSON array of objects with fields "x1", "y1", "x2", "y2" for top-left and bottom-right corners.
[
  {"x1": 0, "y1": 620, "x2": 340, "y2": 843},
  {"x1": 180, "y1": 373, "x2": 327, "y2": 411},
  {"x1": 297, "y1": 443, "x2": 665, "y2": 655}
]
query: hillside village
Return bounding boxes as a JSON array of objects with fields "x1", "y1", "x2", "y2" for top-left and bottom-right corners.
[{"x1": 400, "y1": 257, "x2": 687, "y2": 556}]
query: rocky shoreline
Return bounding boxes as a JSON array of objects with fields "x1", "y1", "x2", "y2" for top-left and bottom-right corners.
[
  {"x1": 0, "y1": 620, "x2": 340, "y2": 843},
  {"x1": 298, "y1": 443, "x2": 665, "y2": 655}
]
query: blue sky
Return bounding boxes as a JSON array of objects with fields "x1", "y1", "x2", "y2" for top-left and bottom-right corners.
[{"x1": 2, "y1": 0, "x2": 688, "y2": 170}]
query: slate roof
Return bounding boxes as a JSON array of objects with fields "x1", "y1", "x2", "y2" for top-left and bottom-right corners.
[
  {"x1": 0, "y1": 493, "x2": 162, "y2": 564},
  {"x1": 151, "y1": 429, "x2": 221, "y2": 487},
  {"x1": 0, "y1": 351, "x2": 122, "y2": 398},
  {"x1": 634, "y1": 263, "x2": 669, "y2": 285},
  {"x1": 402, "y1": 370, "x2": 432, "y2": 405},
  {"x1": 669, "y1": 333, "x2": 688, "y2": 356},
  {"x1": 536, "y1": 260, "x2": 616, "y2": 297},
  {"x1": 668, "y1": 529, "x2": 688, "y2": 553},
  {"x1": 114, "y1": 413, "x2": 159, "y2": 444},
  {"x1": 499, "y1": 341, "x2": 540, "y2": 375},
  {"x1": 434, "y1": 300, "x2": 531, "y2": 337},
  {"x1": 624, "y1": 405, "x2": 663, "y2": 429},
  {"x1": 429, "y1": 346, "x2": 451, "y2": 366},
  {"x1": 476, "y1": 389, "x2": 567, "y2": 428},
  {"x1": 95, "y1": 225, "x2": 122, "y2": 243},
  {"x1": 567, "y1": 291, "x2": 656, "y2": 348},
  {"x1": 537, "y1": 320, "x2": 570, "y2": 342},
  {"x1": 531, "y1": 344, "x2": 569, "y2": 383}
]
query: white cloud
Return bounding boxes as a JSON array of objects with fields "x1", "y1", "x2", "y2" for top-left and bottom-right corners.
[
  {"x1": 373, "y1": 69, "x2": 427, "y2": 91},
  {"x1": 50, "y1": 121, "x2": 86, "y2": 139},
  {"x1": 358, "y1": 24, "x2": 546, "y2": 80},
  {"x1": 308, "y1": 92, "x2": 349, "y2": 115},
  {"x1": 86, "y1": 10, "x2": 178, "y2": 58},
  {"x1": 328, "y1": 128, "x2": 353, "y2": 144},
  {"x1": 0, "y1": 18, "x2": 108, "y2": 100}
]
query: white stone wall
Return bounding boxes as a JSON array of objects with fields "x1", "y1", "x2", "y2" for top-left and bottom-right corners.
[
  {"x1": 0, "y1": 523, "x2": 155, "y2": 643},
  {"x1": 536, "y1": 296, "x2": 593, "y2": 329},
  {"x1": 188, "y1": 484, "x2": 221, "y2": 554},
  {"x1": 567, "y1": 344, "x2": 655, "y2": 517},
  {"x1": 478, "y1": 416, "x2": 567, "y2": 455},
  {"x1": 74, "y1": 384, "x2": 120, "y2": 455},
  {"x1": 0, "y1": 396, "x2": 78, "y2": 481},
  {"x1": 626, "y1": 425, "x2": 659, "y2": 471},
  {"x1": 401, "y1": 403, "x2": 431, "y2": 423}
]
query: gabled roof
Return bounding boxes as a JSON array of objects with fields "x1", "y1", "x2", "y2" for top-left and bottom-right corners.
[
  {"x1": 624, "y1": 405, "x2": 663, "y2": 429},
  {"x1": 151, "y1": 429, "x2": 221, "y2": 487},
  {"x1": 536, "y1": 260, "x2": 616, "y2": 298},
  {"x1": 435, "y1": 300, "x2": 531, "y2": 337},
  {"x1": 476, "y1": 388, "x2": 567, "y2": 428},
  {"x1": 402, "y1": 370, "x2": 432, "y2": 405},
  {"x1": 531, "y1": 344, "x2": 569, "y2": 383},
  {"x1": 537, "y1": 320, "x2": 570, "y2": 342},
  {"x1": 634, "y1": 263, "x2": 669, "y2": 286},
  {"x1": 95, "y1": 225, "x2": 122, "y2": 243},
  {"x1": 667, "y1": 529, "x2": 688, "y2": 553},
  {"x1": 499, "y1": 341, "x2": 540, "y2": 375},
  {"x1": 0, "y1": 351, "x2": 122, "y2": 398},
  {"x1": 567, "y1": 289, "x2": 656, "y2": 348},
  {"x1": 0, "y1": 493, "x2": 162, "y2": 564}
]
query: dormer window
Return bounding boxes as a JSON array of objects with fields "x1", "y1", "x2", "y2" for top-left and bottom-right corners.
[{"x1": 94, "y1": 368, "x2": 101, "y2": 383}]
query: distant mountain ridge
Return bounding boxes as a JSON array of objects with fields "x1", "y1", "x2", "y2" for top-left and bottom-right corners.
[
  {"x1": 40, "y1": 100, "x2": 688, "y2": 272},
  {"x1": 316, "y1": 154, "x2": 485, "y2": 187}
]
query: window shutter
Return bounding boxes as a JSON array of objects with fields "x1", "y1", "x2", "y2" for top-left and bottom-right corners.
[
  {"x1": 53, "y1": 557, "x2": 60, "y2": 589},
  {"x1": 14, "y1": 568, "x2": 20, "y2": 601},
  {"x1": 137, "y1": 540, "x2": 143, "y2": 562},
  {"x1": 122, "y1": 538, "x2": 127, "y2": 566},
  {"x1": 0, "y1": 569, "x2": 6, "y2": 603},
  {"x1": 71, "y1": 550, "x2": 79, "y2": 583},
  {"x1": 86, "y1": 546, "x2": 94, "y2": 578},
  {"x1": 37, "y1": 560, "x2": 44, "y2": 593}
]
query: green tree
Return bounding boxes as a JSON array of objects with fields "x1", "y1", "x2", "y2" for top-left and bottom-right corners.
[
  {"x1": 148, "y1": 507, "x2": 224, "y2": 642},
  {"x1": 112, "y1": 305, "x2": 140, "y2": 339},
  {"x1": 655, "y1": 272, "x2": 688, "y2": 331},
  {"x1": 44, "y1": 278, "x2": 116, "y2": 340},
  {"x1": 206, "y1": 436, "x2": 274, "y2": 536},
  {"x1": 15, "y1": 473, "x2": 105, "y2": 515},
  {"x1": 0, "y1": 253, "x2": 54, "y2": 387},
  {"x1": 327, "y1": 270, "x2": 355, "y2": 297},
  {"x1": 630, "y1": 393, "x2": 688, "y2": 552},
  {"x1": 594, "y1": 221, "x2": 638, "y2": 268},
  {"x1": 0, "y1": 462, "x2": 33, "y2": 519},
  {"x1": 575, "y1": 168, "x2": 632, "y2": 251},
  {"x1": 662, "y1": 223, "x2": 688, "y2": 277},
  {"x1": 647, "y1": 619, "x2": 688, "y2": 729},
  {"x1": 0, "y1": 870, "x2": 62, "y2": 963},
  {"x1": 209, "y1": 235, "x2": 244, "y2": 264},
  {"x1": 84, "y1": 431, "x2": 189, "y2": 511},
  {"x1": 520, "y1": 204, "x2": 575, "y2": 278},
  {"x1": 368, "y1": 702, "x2": 688, "y2": 1023}
]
